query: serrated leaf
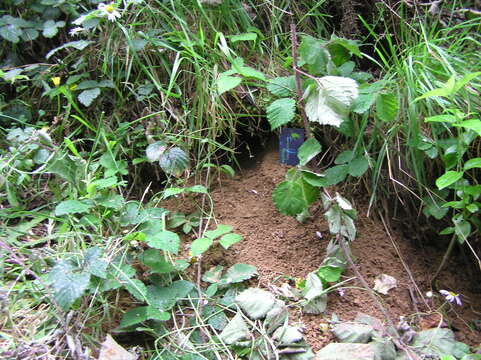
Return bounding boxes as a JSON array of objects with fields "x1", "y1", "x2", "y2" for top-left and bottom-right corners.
[
  {"x1": 146, "y1": 141, "x2": 167, "y2": 162},
  {"x1": 159, "y1": 147, "x2": 190, "y2": 177},
  {"x1": 142, "y1": 249, "x2": 176, "y2": 274},
  {"x1": 204, "y1": 224, "x2": 232, "y2": 239},
  {"x1": 125, "y1": 279, "x2": 147, "y2": 301},
  {"x1": 323, "y1": 164, "x2": 349, "y2": 185},
  {"x1": 202, "y1": 265, "x2": 224, "y2": 283},
  {"x1": 272, "y1": 326, "x2": 304, "y2": 345},
  {"x1": 238, "y1": 66, "x2": 265, "y2": 81},
  {"x1": 221, "y1": 264, "x2": 257, "y2": 284},
  {"x1": 436, "y1": 171, "x2": 463, "y2": 190},
  {"x1": 335, "y1": 150, "x2": 355, "y2": 164},
  {"x1": 298, "y1": 138, "x2": 322, "y2": 166},
  {"x1": 316, "y1": 343, "x2": 374, "y2": 360},
  {"x1": 376, "y1": 93, "x2": 398, "y2": 122},
  {"x1": 0, "y1": 24, "x2": 22, "y2": 43},
  {"x1": 302, "y1": 272, "x2": 327, "y2": 314},
  {"x1": 145, "y1": 230, "x2": 180, "y2": 254},
  {"x1": 348, "y1": 156, "x2": 369, "y2": 177},
  {"x1": 267, "y1": 76, "x2": 296, "y2": 97},
  {"x1": 119, "y1": 306, "x2": 170, "y2": 328},
  {"x1": 218, "y1": 74, "x2": 242, "y2": 95},
  {"x1": 235, "y1": 288, "x2": 276, "y2": 319},
  {"x1": 49, "y1": 261, "x2": 91, "y2": 310},
  {"x1": 190, "y1": 237, "x2": 213, "y2": 256},
  {"x1": 219, "y1": 313, "x2": 251, "y2": 345},
  {"x1": 412, "y1": 328, "x2": 470, "y2": 358},
  {"x1": 78, "y1": 88, "x2": 101, "y2": 107},
  {"x1": 272, "y1": 177, "x2": 319, "y2": 216},
  {"x1": 267, "y1": 98, "x2": 296, "y2": 130},
  {"x1": 55, "y1": 200, "x2": 93, "y2": 216},
  {"x1": 332, "y1": 323, "x2": 374, "y2": 343},
  {"x1": 317, "y1": 265, "x2": 343, "y2": 282},
  {"x1": 219, "y1": 233, "x2": 242, "y2": 249},
  {"x1": 305, "y1": 76, "x2": 358, "y2": 127},
  {"x1": 146, "y1": 280, "x2": 195, "y2": 310},
  {"x1": 84, "y1": 247, "x2": 108, "y2": 279}
]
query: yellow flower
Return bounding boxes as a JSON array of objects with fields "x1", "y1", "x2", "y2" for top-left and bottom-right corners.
[
  {"x1": 51, "y1": 77, "x2": 61, "y2": 87},
  {"x1": 70, "y1": 84, "x2": 77, "y2": 91}
]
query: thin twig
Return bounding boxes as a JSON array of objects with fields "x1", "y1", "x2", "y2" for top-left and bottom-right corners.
[{"x1": 290, "y1": 23, "x2": 311, "y2": 139}]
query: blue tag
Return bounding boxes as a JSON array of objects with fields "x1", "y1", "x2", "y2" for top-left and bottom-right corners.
[{"x1": 279, "y1": 128, "x2": 304, "y2": 166}]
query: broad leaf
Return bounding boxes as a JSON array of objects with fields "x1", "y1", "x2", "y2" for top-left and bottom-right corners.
[
  {"x1": 302, "y1": 272, "x2": 327, "y2": 314},
  {"x1": 204, "y1": 224, "x2": 232, "y2": 239},
  {"x1": 142, "y1": 249, "x2": 176, "y2": 274},
  {"x1": 219, "y1": 233, "x2": 242, "y2": 249},
  {"x1": 202, "y1": 265, "x2": 224, "y2": 283},
  {"x1": 146, "y1": 280, "x2": 194, "y2": 310},
  {"x1": 235, "y1": 288, "x2": 276, "y2": 319},
  {"x1": 376, "y1": 93, "x2": 398, "y2": 122},
  {"x1": 298, "y1": 138, "x2": 322, "y2": 166},
  {"x1": 332, "y1": 323, "x2": 374, "y2": 343},
  {"x1": 48, "y1": 261, "x2": 91, "y2": 310},
  {"x1": 146, "y1": 141, "x2": 167, "y2": 162},
  {"x1": 323, "y1": 164, "x2": 349, "y2": 185},
  {"x1": 218, "y1": 74, "x2": 242, "y2": 95},
  {"x1": 146, "y1": 230, "x2": 180, "y2": 254},
  {"x1": 55, "y1": 200, "x2": 93, "y2": 216},
  {"x1": 78, "y1": 88, "x2": 101, "y2": 107},
  {"x1": 464, "y1": 157, "x2": 481, "y2": 170},
  {"x1": 159, "y1": 147, "x2": 190, "y2": 176},
  {"x1": 272, "y1": 170, "x2": 319, "y2": 216},
  {"x1": 435, "y1": 171, "x2": 463, "y2": 190},
  {"x1": 316, "y1": 343, "x2": 374, "y2": 360},
  {"x1": 317, "y1": 265, "x2": 342, "y2": 282},
  {"x1": 454, "y1": 119, "x2": 481, "y2": 137},
  {"x1": 190, "y1": 237, "x2": 213, "y2": 256},
  {"x1": 84, "y1": 247, "x2": 108, "y2": 279},
  {"x1": 266, "y1": 98, "x2": 296, "y2": 130},
  {"x1": 119, "y1": 306, "x2": 170, "y2": 328},
  {"x1": 221, "y1": 264, "x2": 257, "y2": 284},
  {"x1": 348, "y1": 156, "x2": 369, "y2": 177},
  {"x1": 267, "y1": 76, "x2": 296, "y2": 97},
  {"x1": 219, "y1": 313, "x2": 251, "y2": 345},
  {"x1": 305, "y1": 76, "x2": 358, "y2": 127}
]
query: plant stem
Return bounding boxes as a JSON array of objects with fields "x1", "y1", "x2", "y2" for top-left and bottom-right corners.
[
  {"x1": 290, "y1": 23, "x2": 311, "y2": 139},
  {"x1": 431, "y1": 234, "x2": 456, "y2": 288}
]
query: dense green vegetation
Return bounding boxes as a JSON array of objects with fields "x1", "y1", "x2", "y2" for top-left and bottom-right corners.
[{"x1": 1, "y1": 0, "x2": 480, "y2": 359}]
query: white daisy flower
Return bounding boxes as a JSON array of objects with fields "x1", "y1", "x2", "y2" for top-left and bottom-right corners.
[
  {"x1": 98, "y1": 3, "x2": 121, "y2": 21},
  {"x1": 69, "y1": 27, "x2": 84, "y2": 36},
  {"x1": 439, "y1": 289, "x2": 462, "y2": 306}
]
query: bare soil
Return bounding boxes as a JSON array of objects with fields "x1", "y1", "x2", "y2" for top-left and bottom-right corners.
[{"x1": 205, "y1": 142, "x2": 481, "y2": 352}]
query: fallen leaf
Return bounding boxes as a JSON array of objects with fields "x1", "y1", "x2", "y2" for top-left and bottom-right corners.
[
  {"x1": 373, "y1": 274, "x2": 397, "y2": 295},
  {"x1": 98, "y1": 334, "x2": 137, "y2": 360}
]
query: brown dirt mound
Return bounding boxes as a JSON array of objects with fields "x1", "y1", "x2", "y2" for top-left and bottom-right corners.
[{"x1": 206, "y1": 142, "x2": 481, "y2": 351}]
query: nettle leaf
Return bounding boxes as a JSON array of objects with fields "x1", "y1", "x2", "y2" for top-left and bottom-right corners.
[
  {"x1": 298, "y1": 138, "x2": 322, "y2": 166},
  {"x1": 144, "y1": 226, "x2": 180, "y2": 254},
  {"x1": 218, "y1": 74, "x2": 242, "y2": 95},
  {"x1": 190, "y1": 237, "x2": 213, "y2": 256},
  {"x1": 142, "y1": 249, "x2": 176, "y2": 274},
  {"x1": 266, "y1": 98, "x2": 296, "y2": 130},
  {"x1": 159, "y1": 147, "x2": 190, "y2": 177},
  {"x1": 219, "y1": 313, "x2": 251, "y2": 345},
  {"x1": 376, "y1": 93, "x2": 399, "y2": 122},
  {"x1": 436, "y1": 171, "x2": 463, "y2": 190},
  {"x1": 146, "y1": 141, "x2": 167, "y2": 162},
  {"x1": 302, "y1": 272, "x2": 327, "y2": 314},
  {"x1": 84, "y1": 247, "x2": 108, "y2": 279},
  {"x1": 48, "y1": 261, "x2": 91, "y2": 310},
  {"x1": 204, "y1": 224, "x2": 232, "y2": 239},
  {"x1": 235, "y1": 288, "x2": 276, "y2": 319},
  {"x1": 220, "y1": 263, "x2": 257, "y2": 284},
  {"x1": 55, "y1": 200, "x2": 93, "y2": 216},
  {"x1": 272, "y1": 169, "x2": 319, "y2": 216},
  {"x1": 78, "y1": 88, "x2": 101, "y2": 107},
  {"x1": 305, "y1": 76, "x2": 358, "y2": 127},
  {"x1": 323, "y1": 164, "x2": 349, "y2": 185},
  {"x1": 266, "y1": 76, "x2": 296, "y2": 97},
  {"x1": 146, "y1": 280, "x2": 195, "y2": 310},
  {"x1": 219, "y1": 233, "x2": 242, "y2": 249},
  {"x1": 348, "y1": 156, "x2": 369, "y2": 177},
  {"x1": 335, "y1": 150, "x2": 355, "y2": 164},
  {"x1": 119, "y1": 306, "x2": 170, "y2": 328}
]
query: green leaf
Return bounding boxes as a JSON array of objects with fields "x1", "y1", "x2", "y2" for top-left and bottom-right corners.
[
  {"x1": 186, "y1": 184, "x2": 208, "y2": 194},
  {"x1": 266, "y1": 98, "x2": 296, "y2": 130},
  {"x1": 145, "y1": 141, "x2": 166, "y2": 162},
  {"x1": 190, "y1": 237, "x2": 213, "y2": 256},
  {"x1": 217, "y1": 75, "x2": 242, "y2": 95},
  {"x1": 146, "y1": 280, "x2": 194, "y2": 310},
  {"x1": 266, "y1": 76, "x2": 296, "y2": 97},
  {"x1": 219, "y1": 233, "x2": 242, "y2": 249},
  {"x1": 317, "y1": 265, "x2": 343, "y2": 283},
  {"x1": 335, "y1": 150, "x2": 355, "y2": 164},
  {"x1": 436, "y1": 171, "x2": 464, "y2": 190},
  {"x1": 202, "y1": 265, "x2": 224, "y2": 283},
  {"x1": 162, "y1": 187, "x2": 185, "y2": 198},
  {"x1": 323, "y1": 164, "x2": 349, "y2": 185},
  {"x1": 454, "y1": 220, "x2": 471, "y2": 244},
  {"x1": 142, "y1": 249, "x2": 176, "y2": 274},
  {"x1": 124, "y1": 279, "x2": 147, "y2": 302},
  {"x1": 84, "y1": 247, "x2": 108, "y2": 279},
  {"x1": 453, "y1": 119, "x2": 481, "y2": 137},
  {"x1": 305, "y1": 76, "x2": 358, "y2": 127},
  {"x1": 0, "y1": 24, "x2": 22, "y2": 43},
  {"x1": 348, "y1": 156, "x2": 369, "y2": 177},
  {"x1": 301, "y1": 170, "x2": 327, "y2": 187},
  {"x1": 204, "y1": 224, "x2": 232, "y2": 239},
  {"x1": 425, "y1": 115, "x2": 458, "y2": 123},
  {"x1": 42, "y1": 20, "x2": 65, "y2": 38},
  {"x1": 376, "y1": 93, "x2": 398, "y2": 122},
  {"x1": 78, "y1": 88, "x2": 101, "y2": 107},
  {"x1": 352, "y1": 92, "x2": 378, "y2": 114},
  {"x1": 453, "y1": 71, "x2": 481, "y2": 94},
  {"x1": 219, "y1": 313, "x2": 251, "y2": 345},
  {"x1": 332, "y1": 323, "x2": 374, "y2": 343},
  {"x1": 146, "y1": 230, "x2": 180, "y2": 254},
  {"x1": 159, "y1": 147, "x2": 190, "y2": 177},
  {"x1": 48, "y1": 261, "x2": 91, "y2": 310},
  {"x1": 298, "y1": 138, "x2": 322, "y2": 166},
  {"x1": 238, "y1": 66, "x2": 266, "y2": 81},
  {"x1": 46, "y1": 40, "x2": 93, "y2": 59},
  {"x1": 221, "y1": 264, "x2": 257, "y2": 284},
  {"x1": 230, "y1": 32, "x2": 257, "y2": 42},
  {"x1": 272, "y1": 170, "x2": 319, "y2": 216},
  {"x1": 119, "y1": 306, "x2": 170, "y2": 328},
  {"x1": 302, "y1": 272, "x2": 327, "y2": 314},
  {"x1": 464, "y1": 157, "x2": 481, "y2": 170},
  {"x1": 55, "y1": 200, "x2": 93, "y2": 216},
  {"x1": 235, "y1": 288, "x2": 276, "y2": 319}
]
